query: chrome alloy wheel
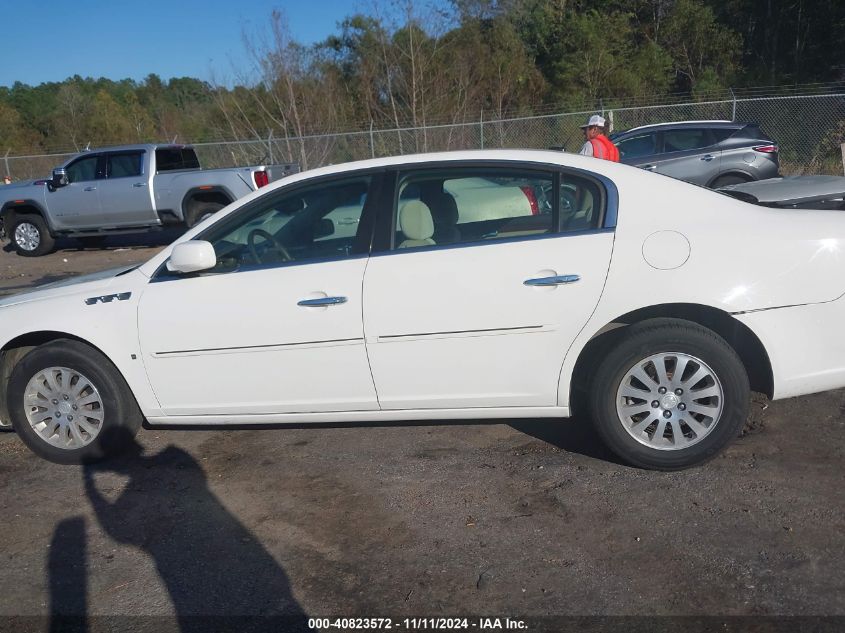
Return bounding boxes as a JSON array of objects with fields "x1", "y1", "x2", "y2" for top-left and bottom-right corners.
[
  {"x1": 24, "y1": 367, "x2": 105, "y2": 450},
  {"x1": 616, "y1": 352, "x2": 724, "y2": 450},
  {"x1": 14, "y1": 222, "x2": 41, "y2": 252}
]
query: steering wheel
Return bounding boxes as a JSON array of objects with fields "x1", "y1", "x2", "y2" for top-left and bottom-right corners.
[{"x1": 247, "y1": 228, "x2": 292, "y2": 264}]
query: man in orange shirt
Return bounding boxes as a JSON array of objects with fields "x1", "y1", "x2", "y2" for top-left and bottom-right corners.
[{"x1": 578, "y1": 115, "x2": 620, "y2": 162}]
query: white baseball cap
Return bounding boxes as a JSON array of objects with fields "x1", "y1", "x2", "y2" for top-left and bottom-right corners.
[{"x1": 580, "y1": 114, "x2": 606, "y2": 128}]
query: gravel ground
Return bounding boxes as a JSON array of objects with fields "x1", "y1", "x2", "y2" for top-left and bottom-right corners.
[{"x1": 0, "y1": 236, "x2": 843, "y2": 629}]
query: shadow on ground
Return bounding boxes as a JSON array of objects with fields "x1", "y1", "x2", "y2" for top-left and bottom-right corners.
[
  {"x1": 509, "y1": 416, "x2": 624, "y2": 465},
  {"x1": 46, "y1": 429, "x2": 309, "y2": 632}
]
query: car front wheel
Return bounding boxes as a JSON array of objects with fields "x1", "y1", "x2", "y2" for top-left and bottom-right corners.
[
  {"x1": 7, "y1": 339, "x2": 143, "y2": 464},
  {"x1": 589, "y1": 319, "x2": 749, "y2": 470}
]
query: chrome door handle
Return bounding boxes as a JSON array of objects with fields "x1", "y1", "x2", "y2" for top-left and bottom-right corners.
[
  {"x1": 133, "y1": 182, "x2": 147, "y2": 187},
  {"x1": 524, "y1": 275, "x2": 580, "y2": 287},
  {"x1": 297, "y1": 296, "x2": 348, "y2": 307},
  {"x1": 84, "y1": 186, "x2": 97, "y2": 191},
  {"x1": 337, "y1": 217, "x2": 358, "y2": 225},
  {"x1": 642, "y1": 164, "x2": 657, "y2": 171},
  {"x1": 701, "y1": 154, "x2": 714, "y2": 162}
]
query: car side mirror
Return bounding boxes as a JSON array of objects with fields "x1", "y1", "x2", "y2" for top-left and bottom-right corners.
[
  {"x1": 314, "y1": 218, "x2": 335, "y2": 239},
  {"x1": 51, "y1": 168, "x2": 68, "y2": 188},
  {"x1": 166, "y1": 240, "x2": 217, "y2": 274}
]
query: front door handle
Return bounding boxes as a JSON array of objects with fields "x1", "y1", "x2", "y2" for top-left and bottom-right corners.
[
  {"x1": 84, "y1": 186, "x2": 97, "y2": 192},
  {"x1": 642, "y1": 164, "x2": 657, "y2": 171},
  {"x1": 701, "y1": 154, "x2": 714, "y2": 162},
  {"x1": 524, "y1": 275, "x2": 580, "y2": 287},
  {"x1": 297, "y1": 296, "x2": 348, "y2": 307},
  {"x1": 133, "y1": 182, "x2": 147, "y2": 187}
]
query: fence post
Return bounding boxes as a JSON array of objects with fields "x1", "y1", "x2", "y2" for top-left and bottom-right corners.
[
  {"x1": 3, "y1": 149, "x2": 10, "y2": 180},
  {"x1": 267, "y1": 130, "x2": 274, "y2": 164},
  {"x1": 480, "y1": 109, "x2": 484, "y2": 150},
  {"x1": 369, "y1": 120, "x2": 375, "y2": 159},
  {"x1": 841, "y1": 143, "x2": 845, "y2": 176},
  {"x1": 730, "y1": 88, "x2": 737, "y2": 121},
  {"x1": 600, "y1": 99, "x2": 605, "y2": 116}
]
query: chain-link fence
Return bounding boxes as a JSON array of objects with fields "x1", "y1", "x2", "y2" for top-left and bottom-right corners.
[{"x1": 4, "y1": 90, "x2": 845, "y2": 180}]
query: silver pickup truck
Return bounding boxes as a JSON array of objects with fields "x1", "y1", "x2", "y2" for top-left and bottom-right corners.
[{"x1": 0, "y1": 144, "x2": 297, "y2": 256}]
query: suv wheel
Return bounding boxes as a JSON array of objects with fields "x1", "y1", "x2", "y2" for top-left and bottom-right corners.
[
  {"x1": 589, "y1": 319, "x2": 750, "y2": 470},
  {"x1": 11, "y1": 214, "x2": 55, "y2": 257},
  {"x1": 712, "y1": 174, "x2": 751, "y2": 188}
]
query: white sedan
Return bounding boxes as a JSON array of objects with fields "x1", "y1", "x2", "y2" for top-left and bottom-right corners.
[{"x1": 1, "y1": 149, "x2": 844, "y2": 470}]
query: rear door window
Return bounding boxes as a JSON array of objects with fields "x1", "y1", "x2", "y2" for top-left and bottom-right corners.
[
  {"x1": 393, "y1": 168, "x2": 555, "y2": 249},
  {"x1": 107, "y1": 152, "x2": 144, "y2": 178},
  {"x1": 662, "y1": 129, "x2": 714, "y2": 153}
]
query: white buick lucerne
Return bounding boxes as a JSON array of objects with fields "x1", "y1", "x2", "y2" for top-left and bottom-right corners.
[{"x1": 1, "y1": 150, "x2": 844, "y2": 470}]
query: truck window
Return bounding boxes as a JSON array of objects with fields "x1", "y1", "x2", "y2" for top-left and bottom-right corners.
[
  {"x1": 65, "y1": 155, "x2": 101, "y2": 183},
  {"x1": 107, "y1": 152, "x2": 144, "y2": 178},
  {"x1": 155, "y1": 148, "x2": 200, "y2": 172}
]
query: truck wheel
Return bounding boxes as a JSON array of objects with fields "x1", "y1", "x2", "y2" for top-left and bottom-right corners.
[
  {"x1": 588, "y1": 319, "x2": 749, "y2": 471},
  {"x1": 11, "y1": 214, "x2": 55, "y2": 257},
  {"x1": 185, "y1": 203, "x2": 224, "y2": 228},
  {"x1": 7, "y1": 339, "x2": 143, "y2": 464}
]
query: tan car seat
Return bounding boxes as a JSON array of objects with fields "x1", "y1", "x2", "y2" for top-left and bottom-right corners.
[{"x1": 398, "y1": 200, "x2": 436, "y2": 248}]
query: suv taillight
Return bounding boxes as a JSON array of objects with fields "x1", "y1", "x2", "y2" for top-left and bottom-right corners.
[
  {"x1": 253, "y1": 170, "x2": 269, "y2": 188},
  {"x1": 520, "y1": 186, "x2": 539, "y2": 215},
  {"x1": 753, "y1": 144, "x2": 778, "y2": 154}
]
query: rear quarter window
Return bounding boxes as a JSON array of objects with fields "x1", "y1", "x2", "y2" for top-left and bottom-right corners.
[{"x1": 155, "y1": 148, "x2": 200, "y2": 172}]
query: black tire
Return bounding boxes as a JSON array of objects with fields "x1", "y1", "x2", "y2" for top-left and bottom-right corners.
[
  {"x1": 711, "y1": 174, "x2": 751, "y2": 188},
  {"x1": 185, "y1": 202, "x2": 224, "y2": 228},
  {"x1": 76, "y1": 236, "x2": 107, "y2": 249},
  {"x1": 7, "y1": 339, "x2": 143, "y2": 464},
  {"x1": 10, "y1": 214, "x2": 55, "y2": 257},
  {"x1": 588, "y1": 318, "x2": 749, "y2": 471}
]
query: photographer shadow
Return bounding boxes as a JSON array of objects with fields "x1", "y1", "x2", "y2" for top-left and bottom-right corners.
[{"x1": 75, "y1": 428, "x2": 308, "y2": 632}]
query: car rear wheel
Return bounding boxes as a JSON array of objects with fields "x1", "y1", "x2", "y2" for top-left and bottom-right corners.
[
  {"x1": 11, "y1": 214, "x2": 55, "y2": 257},
  {"x1": 7, "y1": 339, "x2": 143, "y2": 464},
  {"x1": 589, "y1": 319, "x2": 749, "y2": 470}
]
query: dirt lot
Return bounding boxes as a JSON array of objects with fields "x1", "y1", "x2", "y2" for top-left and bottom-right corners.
[{"x1": 0, "y1": 236, "x2": 843, "y2": 630}]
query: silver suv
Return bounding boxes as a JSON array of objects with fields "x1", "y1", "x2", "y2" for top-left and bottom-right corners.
[{"x1": 610, "y1": 120, "x2": 780, "y2": 188}]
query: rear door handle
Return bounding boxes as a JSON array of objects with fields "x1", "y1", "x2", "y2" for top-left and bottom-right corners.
[
  {"x1": 84, "y1": 186, "x2": 97, "y2": 192},
  {"x1": 297, "y1": 296, "x2": 348, "y2": 307},
  {"x1": 642, "y1": 164, "x2": 657, "y2": 171},
  {"x1": 524, "y1": 275, "x2": 580, "y2": 287},
  {"x1": 701, "y1": 154, "x2": 714, "y2": 162}
]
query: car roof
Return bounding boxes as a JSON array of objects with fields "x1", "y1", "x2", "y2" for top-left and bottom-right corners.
[
  {"x1": 615, "y1": 120, "x2": 746, "y2": 136},
  {"x1": 68, "y1": 143, "x2": 194, "y2": 155}
]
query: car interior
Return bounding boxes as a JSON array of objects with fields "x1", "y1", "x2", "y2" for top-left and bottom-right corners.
[{"x1": 201, "y1": 179, "x2": 371, "y2": 271}]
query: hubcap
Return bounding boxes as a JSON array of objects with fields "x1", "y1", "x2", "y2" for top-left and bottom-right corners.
[
  {"x1": 616, "y1": 352, "x2": 724, "y2": 450},
  {"x1": 14, "y1": 222, "x2": 40, "y2": 251},
  {"x1": 23, "y1": 367, "x2": 105, "y2": 450}
]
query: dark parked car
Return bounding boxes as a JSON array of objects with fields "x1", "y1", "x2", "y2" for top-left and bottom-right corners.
[
  {"x1": 718, "y1": 175, "x2": 845, "y2": 209},
  {"x1": 609, "y1": 120, "x2": 780, "y2": 188}
]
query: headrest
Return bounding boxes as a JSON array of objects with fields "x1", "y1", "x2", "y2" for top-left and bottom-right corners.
[{"x1": 398, "y1": 200, "x2": 434, "y2": 241}]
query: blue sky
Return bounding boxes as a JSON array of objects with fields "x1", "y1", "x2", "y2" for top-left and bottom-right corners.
[{"x1": 0, "y1": 0, "x2": 393, "y2": 87}]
